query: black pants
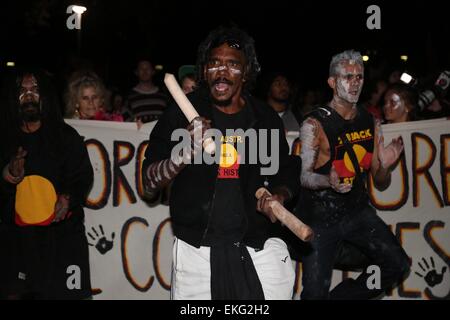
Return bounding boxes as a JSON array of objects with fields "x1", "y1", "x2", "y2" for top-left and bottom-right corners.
[
  {"x1": 0, "y1": 216, "x2": 92, "y2": 300},
  {"x1": 301, "y1": 205, "x2": 410, "y2": 300}
]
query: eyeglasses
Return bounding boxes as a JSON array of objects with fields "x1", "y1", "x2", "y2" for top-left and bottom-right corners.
[
  {"x1": 210, "y1": 38, "x2": 242, "y2": 51},
  {"x1": 225, "y1": 39, "x2": 242, "y2": 50}
]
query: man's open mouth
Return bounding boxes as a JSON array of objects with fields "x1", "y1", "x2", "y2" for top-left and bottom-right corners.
[{"x1": 215, "y1": 82, "x2": 230, "y2": 92}]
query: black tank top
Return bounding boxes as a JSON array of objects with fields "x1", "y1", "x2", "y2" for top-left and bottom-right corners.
[{"x1": 296, "y1": 105, "x2": 375, "y2": 226}]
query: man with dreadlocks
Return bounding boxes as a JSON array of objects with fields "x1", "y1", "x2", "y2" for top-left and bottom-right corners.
[
  {"x1": 142, "y1": 26, "x2": 299, "y2": 299},
  {"x1": 0, "y1": 68, "x2": 93, "y2": 299},
  {"x1": 296, "y1": 50, "x2": 410, "y2": 299}
]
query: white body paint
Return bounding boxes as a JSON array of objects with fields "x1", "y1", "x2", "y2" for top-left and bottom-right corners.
[
  {"x1": 336, "y1": 74, "x2": 363, "y2": 104},
  {"x1": 299, "y1": 120, "x2": 331, "y2": 189},
  {"x1": 391, "y1": 93, "x2": 403, "y2": 110},
  {"x1": 207, "y1": 65, "x2": 242, "y2": 75}
]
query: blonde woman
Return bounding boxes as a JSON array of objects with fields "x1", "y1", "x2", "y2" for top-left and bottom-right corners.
[{"x1": 65, "y1": 71, "x2": 109, "y2": 120}]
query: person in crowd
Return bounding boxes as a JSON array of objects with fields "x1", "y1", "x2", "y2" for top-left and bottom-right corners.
[
  {"x1": 297, "y1": 50, "x2": 410, "y2": 299},
  {"x1": 0, "y1": 68, "x2": 93, "y2": 299}
]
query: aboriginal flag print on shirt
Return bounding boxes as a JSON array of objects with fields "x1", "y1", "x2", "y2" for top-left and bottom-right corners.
[
  {"x1": 201, "y1": 106, "x2": 249, "y2": 246},
  {"x1": 332, "y1": 128, "x2": 374, "y2": 186},
  {"x1": 12, "y1": 129, "x2": 61, "y2": 226},
  {"x1": 1, "y1": 125, "x2": 91, "y2": 227},
  {"x1": 15, "y1": 174, "x2": 57, "y2": 226},
  {"x1": 218, "y1": 136, "x2": 241, "y2": 179},
  {"x1": 0, "y1": 124, "x2": 93, "y2": 227}
]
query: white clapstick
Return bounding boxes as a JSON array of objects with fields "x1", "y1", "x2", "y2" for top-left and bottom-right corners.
[
  {"x1": 164, "y1": 73, "x2": 215, "y2": 154},
  {"x1": 255, "y1": 187, "x2": 314, "y2": 242}
]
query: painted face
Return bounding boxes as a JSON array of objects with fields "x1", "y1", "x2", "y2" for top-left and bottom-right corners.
[
  {"x1": 181, "y1": 77, "x2": 196, "y2": 94},
  {"x1": 335, "y1": 61, "x2": 364, "y2": 104},
  {"x1": 270, "y1": 76, "x2": 290, "y2": 102},
  {"x1": 204, "y1": 43, "x2": 246, "y2": 106},
  {"x1": 19, "y1": 74, "x2": 40, "y2": 105},
  {"x1": 19, "y1": 74, "x2": 41, "y2": 122},
  {"x1": 383, "y1": 90, "x2": 408, "y2": 123},
  {"x1": 78, "y1": 86, "x2": 102, "y2": 119}
]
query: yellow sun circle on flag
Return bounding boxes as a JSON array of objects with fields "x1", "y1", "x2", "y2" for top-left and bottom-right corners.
[
  {"x1": 15, "y1": 175, "x2": 57, "y2": 225},
  {"x1": 343, "y1": 144, "x2": 366, "y2": 173},
  {"x1": 219, "y1": 143, "x2": 238, "y2": 168}
]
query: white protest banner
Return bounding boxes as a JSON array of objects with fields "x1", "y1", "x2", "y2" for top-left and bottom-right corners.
[{"x1": 68, "y1": 118, "x2": 449, "y2": 300}]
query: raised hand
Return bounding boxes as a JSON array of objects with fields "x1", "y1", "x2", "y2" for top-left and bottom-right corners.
[
  {"x1": 3, "y1": 147, "x2": 27, "y2": 184},
  {"x1": 9, "y1": 147, "x2": 27, "y2": 178},
  {"x1": 378, "y1": 133, "x2": 404, "y2": 169}
]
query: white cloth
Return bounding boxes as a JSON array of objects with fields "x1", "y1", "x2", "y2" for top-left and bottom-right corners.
[{"x1": 171, "y1": 237, "x2": 295, "y2": 300}]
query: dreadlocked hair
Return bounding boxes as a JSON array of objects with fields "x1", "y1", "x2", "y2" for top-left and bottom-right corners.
[
  {"x1": 0, "y1": 67, "x2": 65, "y2": 160},
  {"x1": 195, "y1": 25, "x2": 261, "y2": 88}
]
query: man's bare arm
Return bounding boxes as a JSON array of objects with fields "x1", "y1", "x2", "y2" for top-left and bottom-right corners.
[
  {"x1": 299, "y1": 118, "x2": 331, "y2": 189},
  {"x1": 300, "y1": 118, "x2": 352, "y2": 193}
]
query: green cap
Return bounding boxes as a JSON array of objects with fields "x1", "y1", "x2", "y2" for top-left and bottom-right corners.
[{"x1": 178, "y1": 65, "x2": 195, "y2": 81}]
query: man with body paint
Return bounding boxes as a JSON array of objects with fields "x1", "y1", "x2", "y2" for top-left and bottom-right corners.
[
  {"x1": 142, "y1": 26, "x2": 299, "y2": 299},
  {"x1": 296, "y1": 50, "x2": 410, "y2": 299},
  {"x1": 0, "y1": 68, "x2": 93, "y2": 299}
]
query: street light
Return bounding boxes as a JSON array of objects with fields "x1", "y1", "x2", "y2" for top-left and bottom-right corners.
[
  {"x1": 66, "y1": 5, "x2": 87, "y2": 56},
  {"x1": 66, "y1": 5, "x2": 87, "y2": 29},
  {"x1": 72, "y1": 5, "x2": 87, "y2": 15}
]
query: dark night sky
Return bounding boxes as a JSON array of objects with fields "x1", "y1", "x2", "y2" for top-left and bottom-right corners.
[{"x1": 2, "y1": 0, "x2": 449, "y2": 92}]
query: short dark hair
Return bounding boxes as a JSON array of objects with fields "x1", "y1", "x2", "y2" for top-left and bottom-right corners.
[
  {"x1": 135, "y1": 56, "x2": 154, "y2": 70},
  {"x1": 196, "y1": 26, "x2": 261, "y2": 87},
  {"x1": 262, "y1": 72, "x2": 290, "y2": 97}
]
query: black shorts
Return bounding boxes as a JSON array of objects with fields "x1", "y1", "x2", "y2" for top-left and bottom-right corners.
[{"x1": 0, "y1": 215, "x2": 92, "y2": 299}]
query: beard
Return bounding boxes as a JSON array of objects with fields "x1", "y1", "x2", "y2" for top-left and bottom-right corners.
[
  {"x1": 210, "y1": 77, "x2": 234, "y2": 107},
  {"x1": 211, "y1": 96, "x2": 233, "y2": 107},
  {"x1": 19, "y1": 101, "x2": 41, "y2": 122}
]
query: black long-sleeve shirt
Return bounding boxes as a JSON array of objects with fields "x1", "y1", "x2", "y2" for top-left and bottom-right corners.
[
  {"x1": 143, "y1": 87, "x2": 300, "y2": 249},
  {"x1": 0, "y1": 123, "x2": 93, "y2": 226}
]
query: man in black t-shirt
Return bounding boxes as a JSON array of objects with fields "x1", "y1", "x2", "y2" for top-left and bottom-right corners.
[
  {"x1": 297, "y1": 50, "x2": 410, "y2": 299},
  {"x1": 142, "y1": 27, "x2": 300, "y2": 300}
]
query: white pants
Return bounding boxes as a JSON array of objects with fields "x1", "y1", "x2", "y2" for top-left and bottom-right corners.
[{"x1": 171, "y1": 237, "x2": 295, "y2": 300}]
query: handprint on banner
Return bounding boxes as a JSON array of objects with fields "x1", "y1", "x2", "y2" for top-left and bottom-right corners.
[
  {"x1": 87, "y1": 225, "x2": 115, "y2": 255},
  {"x1": 415, "y1": 256, "x2": 447, "y2": 287}
]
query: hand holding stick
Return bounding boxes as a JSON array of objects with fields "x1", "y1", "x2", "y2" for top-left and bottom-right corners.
[
  {"x1": 256, "y1": 187, "x2": 314, "y2": 242},
  {"x1": 164, "y1": 73, "x2": 215, "y2": 154}
]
